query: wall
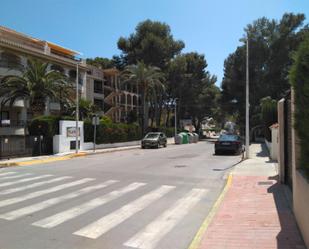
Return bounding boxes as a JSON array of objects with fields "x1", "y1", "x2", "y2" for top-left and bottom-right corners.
[
  {"x1": 293, "y1": 171, "x2": 309, "y2": 247},
  {"x1": 53, "y1": 120, "x2": 84, "y2": 154},
  {"x1": 83, "y1": 140, "x2": 141, "y2": 150},
  {"x1": 270, "y1": 127, "x2": 278, "y2": 161},
  {"x1": 278, "y1": 99, "x2": 285, "y2": 183},
  {"x1": 291, "y1": 89, "x2": 309, "y2": 248}
]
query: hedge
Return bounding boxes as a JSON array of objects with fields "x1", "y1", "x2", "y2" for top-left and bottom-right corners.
[
  {"x1": 290, "y1": 34, "x2": 309, "y2": 178},
  {"x1": 84, "y1": 117, "x2": 142, "y2": 144}
]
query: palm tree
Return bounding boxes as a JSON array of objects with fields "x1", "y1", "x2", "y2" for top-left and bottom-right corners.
[
  {"x1": 69, "y1": 98, "x2": 98, "y2": 120},
  {"x1": 121, "y1": 62, "x2": 165, "y2": 132},
  {"x1": 0, "y1": 58, "x2": 71, "y2": 117}
]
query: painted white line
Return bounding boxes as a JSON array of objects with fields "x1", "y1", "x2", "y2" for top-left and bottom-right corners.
[
  {"x1": 0, "y1": 175, "x2": 53, "y2": 188},
  {"x1": 0, "y1": 173, "x2": 33, "y2": 180},
  {"x1": 0, "y1": 180, "x2": 117, "y2": 220},
  {"x1": 73, "y1": 185, "x2": 175, "y2": 239},
  {"x1": 0, "y1": 172, "x2": 17, "y2": 177},
  {"x1": 33, "y1": 182, "x2": 145, "y2": 228},
  {"x1": 0, "y1": 176, "x2": 73, "y2": 195},
  {"x1": 0, "y1": 178, "x2": 94, "y2": 208},
  {"x1": 124, "y1": 188, "x2": 208, "y2": 249}
]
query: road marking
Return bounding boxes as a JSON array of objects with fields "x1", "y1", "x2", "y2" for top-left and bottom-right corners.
[
  {"x1": 0, "y1": 178, "x2": 94, "y2": 208},
  {"x1": 0, "y1": 172, "x2": 17, "y2": 177},
  {"x1": 0, "y1": 173, "x2": 33, "y2": 180},
  {"x1": 0, "y1": 176, "x2": 73, "y2": 195},
  {"x1": 33, "y1": 182, "x2": 146, "y2": 228},
  {"x1": 124, "y1": 188, "x2": 208, "y2": 249},
  {"x1": 0, "y1": 180, "x2": 118, "y2": 220},
  {"x1": 73, "y1": 185, "x2": 175, "y2": 239},
  {"x1": 0, "y1": 175, "x2": 53, "y2": 188}
]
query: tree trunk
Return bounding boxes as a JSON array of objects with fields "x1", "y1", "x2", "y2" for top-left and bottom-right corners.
[{"x1": 31, "y1": 99, "x2": 45, "y2": 117}]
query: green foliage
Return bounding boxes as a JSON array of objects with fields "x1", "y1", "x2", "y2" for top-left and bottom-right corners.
[
  {"x1": 86, "y1": 57, "x2": 115, "y2": 69},
  {"x1": 260, "y1": 97, "x2": 278, "y2": 141},
  {"x1": 28, "y1": 115, "x2": 60, "y2": 138},
  {"x1": 0, "y1": 58, "x2": 72, "y2": 116},
  {"x1": 121, "y1": 61, "x2": 165, "y2": 132},
  {"x1": 68, "y1": 98, "x2": 97, "y2": 120},
  {"x1": 117, "y1": 20, "x2": 184, "y2": 69},
  {"x1": 221, "y1": 13, "x2": 308, "y2": 133},
  {"x1": 290, "y1": 34, "x2": 309, "y2": 178},
  {"x1": 167, "y1": 52, "x2": 220, "y2": 129},
  {"x1": 84, "y1": 120, "x2": 142, "y2": 144}
]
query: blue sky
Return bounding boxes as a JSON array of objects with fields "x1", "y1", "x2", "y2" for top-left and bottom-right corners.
[{"x1": 1, "y1": 0, "x2": 308, "y2": 86}]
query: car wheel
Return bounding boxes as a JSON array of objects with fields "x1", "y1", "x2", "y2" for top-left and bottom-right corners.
[{"x1": 215, "y1": 150, "x2": 219, "y2": 155}]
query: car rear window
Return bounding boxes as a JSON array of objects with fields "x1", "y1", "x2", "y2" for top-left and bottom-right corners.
[{"x1": 219, "y1": 134, "x2": 239, "y2": 141}]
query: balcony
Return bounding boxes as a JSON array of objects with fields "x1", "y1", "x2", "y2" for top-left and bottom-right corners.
[{"x1": 0, "y1": 120, "x2": 27, "y2": 136}]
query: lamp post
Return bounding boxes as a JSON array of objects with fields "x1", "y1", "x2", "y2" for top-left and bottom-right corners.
[
  {"x1": 75, "y1": 62, "x2": 79, "y2": 154},
  {"x1": 174, "y1": 98, "x2": 178, "y2": 137},
  {"x1": 245, "y1": 36, "x2": 250, "y2": 159}
]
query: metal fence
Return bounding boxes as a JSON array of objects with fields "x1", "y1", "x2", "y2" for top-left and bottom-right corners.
[{"x1": 0, "y1": 135, "x2": 51, "y2": 160}]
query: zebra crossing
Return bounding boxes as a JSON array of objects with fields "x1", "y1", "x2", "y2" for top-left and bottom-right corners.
[{"x1": 0, "y1": 171, "x2": 209, "y2": 249}]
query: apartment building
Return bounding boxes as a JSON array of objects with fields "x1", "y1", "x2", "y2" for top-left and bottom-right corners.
[
  {"x1": 0, "y1": 25, "x2": 140, "y2": 135},
  {"x1": 0, "y1": 25, "x2": 88, "y2": 136}
]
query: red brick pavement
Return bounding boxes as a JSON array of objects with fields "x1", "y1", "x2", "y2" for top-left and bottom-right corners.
[{"x1": 198, "y1": 175, "x2": 306, "y2": 249}]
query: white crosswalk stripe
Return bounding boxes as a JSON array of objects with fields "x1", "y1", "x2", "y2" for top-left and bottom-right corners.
[
  {"x1": 0, "y1": 180, "x2": 118, "y2": 220},
  {"x1": 32, "y1": 182, "x2": 146, "y2": 228},
  {"x1": 73, "y1": 185, "x2": 175, "y2": 239},
  {"x1": 0, "y1": 174, "x2": 53, "y2": 188},
  {"x1": 0, "y1": 178, "x2": 94, "y2": 208},
  {"x1": 124, "y1": 188, "x2": 208, "y2": 249},
  {"x1": 0, "y1": 176, "x2": 73, "y2": 195},
  {"x1": 0, "y1": 172, "x2": 17, "y2": 177},
  {"x1": 0, "y1": 173, "x2": 33, "y2": 180}
]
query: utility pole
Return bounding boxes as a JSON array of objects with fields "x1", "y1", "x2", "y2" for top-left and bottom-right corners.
[
  {"x1": 245, "y1": 36, "x2": 250, "y2": 159},
  {"x1": 174, "y1": 98, "x2": 178, "y2": 137},
  {"x1": 75, "y1": 62, "x2": 79, "y2": 154}
]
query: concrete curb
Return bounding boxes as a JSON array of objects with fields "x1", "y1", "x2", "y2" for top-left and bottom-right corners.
[
  {"x1": 188, "y1": 174, "x2": 233, "y2": 249},
  {"x1": 0, "y1": 141, "x2": 177, "y2": 168}
]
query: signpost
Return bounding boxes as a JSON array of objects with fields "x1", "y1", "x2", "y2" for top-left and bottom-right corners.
[{"x1": 92, "y1": 115, "x2": 100, "y2": 152}]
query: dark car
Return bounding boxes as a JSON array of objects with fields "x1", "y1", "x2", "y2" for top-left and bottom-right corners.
[
  {"x1": 141, "y1": 132, "x2": 167, "y2": 149},
  {"x1": 215, "y1": 134, "x2": 243, "y2": 155}
]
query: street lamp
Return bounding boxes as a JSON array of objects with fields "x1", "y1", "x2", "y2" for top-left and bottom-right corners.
[
  {"x1": 174, "y1": 98, "x2": 178, "y2": 137},
  {"x1": 75, "y1": 61, "x2": 80, "y2": 154},
  {"x1": 245, "y1": 36, "x2": 250, "y2": 159}
]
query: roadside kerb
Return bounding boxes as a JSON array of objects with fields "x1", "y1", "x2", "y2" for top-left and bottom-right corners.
[
  {"x1": 188, "y1": 174, "x2": 233, "y2": 249},
  {"x1": 0, "y1": 138, "x2": 176, "y2": 168}
]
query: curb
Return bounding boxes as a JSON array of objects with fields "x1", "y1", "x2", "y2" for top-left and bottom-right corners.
[
  {"x1": 188, "y1": 174, "x2": 233, "y2": 249},
  {"x1": 0, "y1": 142, "x2": 177, "y2": 168},
  {"x1": 0, "y1": 152, "x2": 87, "y2": 168}
]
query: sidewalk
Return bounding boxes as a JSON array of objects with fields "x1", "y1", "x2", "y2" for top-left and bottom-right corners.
[{"x1": 195, "y1": 143, "x2": 306, "y2": 249}]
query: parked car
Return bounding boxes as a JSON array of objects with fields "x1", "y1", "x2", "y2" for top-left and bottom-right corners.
[
  {"x1": 141, "y1": 132, "x2": 167, "y2": 149},
  {"x1": 214, "y1": 134, "x2": 243, "y2": 155}
]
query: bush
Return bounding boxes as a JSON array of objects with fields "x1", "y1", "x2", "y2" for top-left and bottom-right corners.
[
  {"x1": 28, "y1": 115, "x2": 60, "y2": 138},
  {"x1": 84, "y1": 120, "x2": 142, "y2": 144},
  {"x1": 290, "y1": 34, "x2": 309, "y2": 178}
]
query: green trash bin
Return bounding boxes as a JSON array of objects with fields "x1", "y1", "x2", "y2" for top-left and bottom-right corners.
[{"x1": 180, "y1": 132, "x2": 189, "y2": 144}]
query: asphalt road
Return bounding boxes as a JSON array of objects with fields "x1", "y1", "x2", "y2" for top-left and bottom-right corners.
[{"x1": 0, "y1": 141, "x2": 241, "y2": 249}]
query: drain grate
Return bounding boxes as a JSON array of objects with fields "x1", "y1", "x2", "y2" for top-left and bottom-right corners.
[{"x1": 258, "y1": 181, "x2": 273, "y2": 186}]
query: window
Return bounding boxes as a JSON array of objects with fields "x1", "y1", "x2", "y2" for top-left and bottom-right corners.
[
  {"x1": 94, "y1": 80, "x2": 103, "y2": 94},
  {"x1": 0, "y1": 51, "x2": 22, "y2": 69},
  {"x1": 94, "y1": 98, "x2": 104, "y2": 111}
]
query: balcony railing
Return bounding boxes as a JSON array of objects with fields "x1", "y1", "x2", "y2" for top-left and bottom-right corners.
[{"x1": 0, "y1": 120, "x2": 29, "y2": 128}]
